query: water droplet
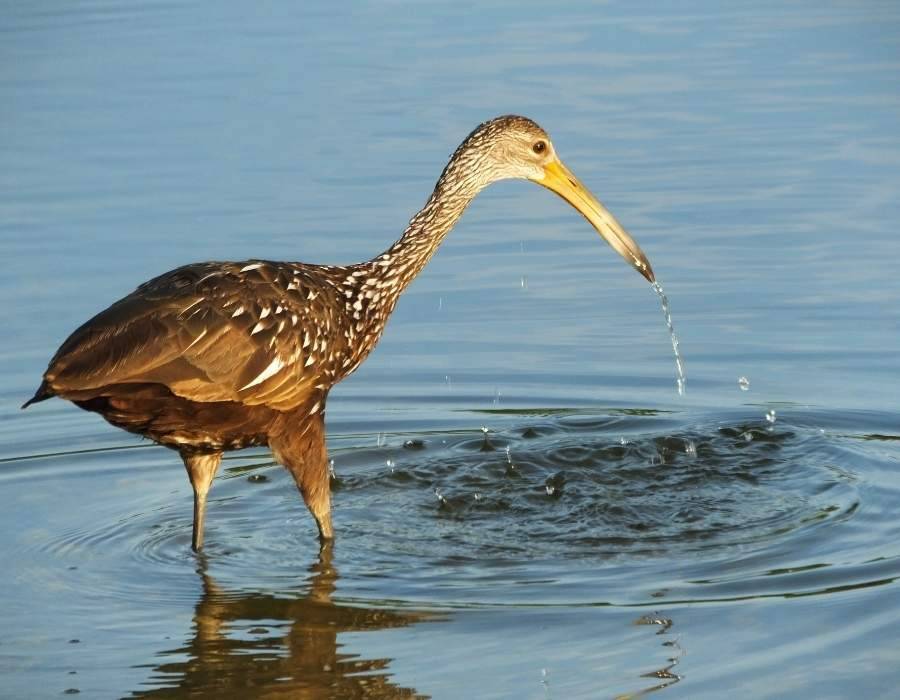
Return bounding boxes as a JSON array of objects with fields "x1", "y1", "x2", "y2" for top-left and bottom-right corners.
[
  {"x1": 504, "y1": 446, "x2": 517, "y2": 474},
  {"x1": 742, "y1": 431, "x2": 753, "y2": 442},
  {"x1": 434, "y1": 487, "x2": 447, "y2": 506},
  {"x1": 386, "y1": 458, "x2": 395, "y2": 472},
  {"x1": 444, "y1": 375, "x2": 452, "y2": 391},
  {"x1": 520, "y1": 275, "x2": 528, "y2": 290},
  {"x1": 376, "y1": 432, "x2": 385, "y2": 447},
  {"x1": 481, "y1": 425, "x2": 490, "y2": 435},
  {"x1": 685, "y1": 440, "x2": 697, "y2": 457},
  {"x1": 328, "y1": 459, "x2": 336, "y2": 479},
  {"x1": 438, "y1": 296, "x2": 443, "y2": 311},
  {"x1": 766, "y1": 409, "x2": 777, "y2": 424},
  {"x1": 545, "y1": 485, "x2": 556, "y2": 496},
  {"x1": 492, "y1": 388, "x2": 502, "y2": 407},
  {"x1": 620, "y1": 436, "x2": 628, "y2": 445},
  {"x1": 738, "y1": 376, "x2": 750, "y2": 391},
  {"x1": 652, "y1": 281, "x2": 686, "y2": 396},
  {"x1": 473, "y1": 492, "x2": 482, "y2": 501}
]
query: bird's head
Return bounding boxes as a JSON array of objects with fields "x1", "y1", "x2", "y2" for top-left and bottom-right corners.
[{"x1": 447, "y1": 115, "x2": 655, "y2": 283}]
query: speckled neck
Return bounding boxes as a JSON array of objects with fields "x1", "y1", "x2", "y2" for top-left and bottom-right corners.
[
  {"x1": 331, "y1": 150, "x2": 491, "y2": 375},
  {"x1": 365, "y1": 148, "x2": 491, "y2": 301}
]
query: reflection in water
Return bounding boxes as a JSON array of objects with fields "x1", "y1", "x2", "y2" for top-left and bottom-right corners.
[
  {"x1": 622, "y1": 613, "x2": 683, "y2": 699},
  {"x1": 131, "y1": 544, "x2": 432, "y2": 699}
]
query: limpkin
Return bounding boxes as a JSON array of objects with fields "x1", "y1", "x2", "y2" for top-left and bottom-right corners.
[{"x1": 23, "y1": 115, "x2": 655, "y2": 551}]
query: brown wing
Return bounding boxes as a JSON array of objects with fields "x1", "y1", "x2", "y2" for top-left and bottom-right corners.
[{"x1": 42, "y1": 261, "x2": 346, "y2": 411}]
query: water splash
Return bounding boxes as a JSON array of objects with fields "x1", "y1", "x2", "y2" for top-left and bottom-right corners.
[
  {"x1": 505, "y1": 445, "x2": 518, "y2": 475},
  {"x1": 738, "y1": 376, "x2": 750, "y2": 391},
  {"x1": 766, "y1": 410, "x2": 777, "y2": 425},
  {"x1": 652, "y1": 281, "x2": 686, "y2": 396}
]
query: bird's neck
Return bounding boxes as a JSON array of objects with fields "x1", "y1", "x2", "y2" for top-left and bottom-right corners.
[
  {"x1": 357, "y1": 159, "x2": 487, "y2": 309},
  {"x1": 377, "y1": 166, "x2": 484, "y2": 294},
  {"x1": 334, "y1": 155, "x2": 487, "y2": 377}
]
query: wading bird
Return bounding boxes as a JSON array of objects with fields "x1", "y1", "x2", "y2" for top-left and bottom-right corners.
[{"x1": 23, "y1": 116, "x2": 655, "y2": 551}]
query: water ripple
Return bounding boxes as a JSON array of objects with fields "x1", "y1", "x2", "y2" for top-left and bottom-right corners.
[{"x1": 9, "y1": 409, "x2": 898, "y2": 611}]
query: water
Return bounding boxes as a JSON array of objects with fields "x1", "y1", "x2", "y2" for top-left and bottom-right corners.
[
  {"x1": 652, "y1": 281, "x2": 687, "y2": 396},
  {"x1": 3, "y1": 2, "x2": 900, "y2": 698}
]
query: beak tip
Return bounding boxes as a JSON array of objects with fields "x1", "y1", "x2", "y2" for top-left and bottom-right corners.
[{"x1": 633, "y1": 258, "x2": 655, "y2": 284}]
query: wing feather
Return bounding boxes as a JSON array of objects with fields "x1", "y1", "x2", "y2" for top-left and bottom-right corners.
[{"x1": 44, "y1": 261, "x2": 340, "y2": 411}]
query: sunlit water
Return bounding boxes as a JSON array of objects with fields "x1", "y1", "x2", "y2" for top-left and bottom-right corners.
[{"x1": 2, "y1": 2, "x2": 900, "y2": 699}]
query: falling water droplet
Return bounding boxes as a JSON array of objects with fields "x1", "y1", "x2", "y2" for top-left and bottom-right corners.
[
  {"x1": 481, "y1": 425, "x2": 490, "y2": 435},
  {"x1": 505, "y1": 445, "x2": 517, "y2": 474},
  {"x1": 376, "y1": 432, "x2": 385, "y2": 447},
  {"x1": 620, "y1": 436, "x2": 628, "y2": 445},
  {"x1": 520, "y1": 275, "x2": 528, "y2": 289},
  {"x1": 434, "y1": 487, "x2": 448, "y2": 506},
  {"x1": 473, "y1": 492, "x2": 482, "y2": 501},
  {"x1": 444, "y1": 375, "x2": 452, "y2": 391},
  {"x1": 742, "y1": 431, "x2": 753, "y2": 442},
  {"x1": 545, "y1": 485, "x2": 556, "y2": 496},
  {"x1": 492, "y1": 388, "x2": 502, "y2": 407},
  {"x1": 438, "y1": 296, "x2": 443, "y2": 311},
  {"x1": 652, "y1": 281, "x2": 686, "y2": 396},
  {"x1": 766, "y1": 409, "x2": 777, "y2": 424},
  {"x1": 685, "y1": 440, "x2": 697, "y2": 457},
  {"x1": 386, "y1": 458, "x2": 395, "y2": 473},
  {"x1": 541, "y1": 668, "x2": 551, "y2": 699},
  {"x1": 328, "y1": 459, "x2": 336, "y2": 480},
  {"x1": 738, "y1": 376, "x2": 750, "y2": 391}
]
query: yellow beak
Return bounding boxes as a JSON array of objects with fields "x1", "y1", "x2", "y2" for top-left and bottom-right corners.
[{"x1": 537, "y1": 159, "x2": 655, "y2": 283}]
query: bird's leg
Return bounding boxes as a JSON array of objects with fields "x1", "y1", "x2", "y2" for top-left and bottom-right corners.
[
  {"x1": 181, "y1": 452, "x2": 222, "y2": 552},
  {"x1": 271, "y1": 414, "x2": 333, "y2": 541}
]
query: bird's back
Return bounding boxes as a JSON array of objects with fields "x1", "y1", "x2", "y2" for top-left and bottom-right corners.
[{"x1": 25, "y1": 260, "x2": 357, "y2": 449}]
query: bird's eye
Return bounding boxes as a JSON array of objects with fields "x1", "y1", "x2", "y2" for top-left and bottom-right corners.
[{"x1": 532, "y1": 140, "x2": 547, "y2": 154}]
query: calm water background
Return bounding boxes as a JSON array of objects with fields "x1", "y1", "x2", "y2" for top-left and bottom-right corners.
[{"x1": 2, "y1": 1, "x2": 900, "y2": 697}]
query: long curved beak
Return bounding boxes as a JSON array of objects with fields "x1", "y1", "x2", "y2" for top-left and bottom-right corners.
[{"x1": 536, "y1": 159, "x2": 655, "y2": 283}]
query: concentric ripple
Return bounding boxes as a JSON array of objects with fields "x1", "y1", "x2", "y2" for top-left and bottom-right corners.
[{"x1": 10, "y1": 408, "x2": 899, "y2": 609}]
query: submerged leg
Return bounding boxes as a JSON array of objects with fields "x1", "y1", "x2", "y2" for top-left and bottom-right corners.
[
  {"x1": 271, "y1": 414, "x2": 333, "y2": 540},
  {"x1": 181, "y1": 452, "x2": 223, "y2": 552}
]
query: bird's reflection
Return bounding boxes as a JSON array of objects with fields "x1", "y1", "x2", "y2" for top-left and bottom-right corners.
[
  {"x1": 131, "y1": 544, "x2": 432, "y2": 698},
  {"x1": 615, "y1": 612, "x2": 683, "y2": 699}
]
